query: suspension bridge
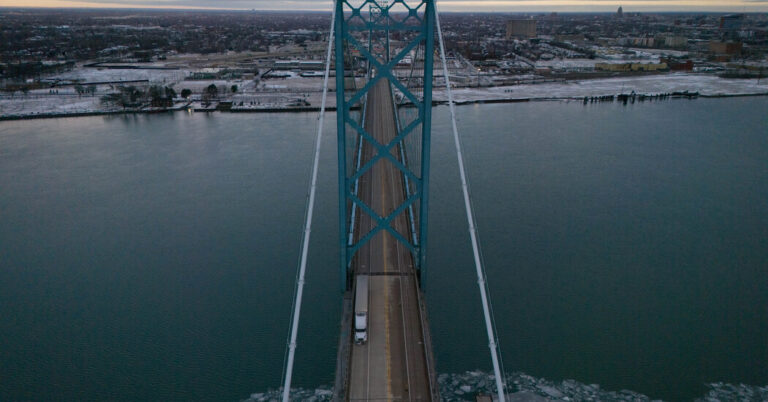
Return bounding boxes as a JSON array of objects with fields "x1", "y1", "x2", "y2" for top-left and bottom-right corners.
[{"x1": 282, "y1": 1, "x2": 506, "y2": 400}]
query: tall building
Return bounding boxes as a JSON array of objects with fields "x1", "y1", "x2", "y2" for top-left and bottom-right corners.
[
  {"x1": 617, "y1": 6, "x2": 623, "y2": 18},
  {"x1": 505, "y1": 19, "x2": 536, "y2": 39},
  {"x1": 720, "y1": 14, "x2": 744, "y2": 31}
]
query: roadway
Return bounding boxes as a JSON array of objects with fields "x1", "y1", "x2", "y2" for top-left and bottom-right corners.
[{"x1": 347, "y1": 78, "x2": 435, "y2": 401}]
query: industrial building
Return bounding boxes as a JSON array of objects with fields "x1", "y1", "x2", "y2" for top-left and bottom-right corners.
[
  {"x1": 618, "y1": 37, "x2": 656, "y2": 47},
  {"x1": 709, "y1": 41, "x2": 743, "y2": 56},
  {"x1": 595, "y1": 62, "x2": 669, "y2": 72},
  {"x1": 664, "y1": 36, "x2": 688, "y2": 48}
]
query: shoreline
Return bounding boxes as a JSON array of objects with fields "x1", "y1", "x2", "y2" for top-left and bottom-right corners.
[{"x1": 2, "y1": 91, "x2": 767, "y2": 122}]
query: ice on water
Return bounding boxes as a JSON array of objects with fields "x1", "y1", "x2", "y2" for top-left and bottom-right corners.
[{"x1": 243, "y1": 371, "x2": 768, "y2": 401}]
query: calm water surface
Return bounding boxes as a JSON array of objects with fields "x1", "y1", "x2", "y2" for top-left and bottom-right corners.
[{"x1": 1, "y1": 98, "x2": 766, "y2": 401}]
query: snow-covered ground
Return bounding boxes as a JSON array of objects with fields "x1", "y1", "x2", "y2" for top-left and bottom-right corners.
[
  {"x1": 50, "y1": 66, "x2": 188, "y2": 84},
  {"x1": 435, "y1": 73, "x2": 768, "y2": 103},
  {"x1": 0, "y1": 95, "x2": 116, "y2": 117},
  {"x1": 624, "y1": 47, "x2": 690, "y2": 58},
  {"x1": 535, "y1": 58, "x2": 609, "y2": 69}
]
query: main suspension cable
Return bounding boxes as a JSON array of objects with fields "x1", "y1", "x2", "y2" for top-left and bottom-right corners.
[
  {"x1": 434, "y1": 4, "x2": 508, "y2": 401},
  {"x1": 280, "y1": 5, "x2": 336, "y2": 401}
]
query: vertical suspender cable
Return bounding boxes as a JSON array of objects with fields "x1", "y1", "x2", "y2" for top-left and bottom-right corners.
[
  {"x1": 434, "y1": 4, "x2": 507, "y2": 402},
  {"x1": 280, "y1": 5, "x2": 336, "y2": 402}
]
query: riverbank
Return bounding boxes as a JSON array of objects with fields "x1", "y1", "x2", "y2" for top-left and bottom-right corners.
[
  {"x1": 431, "y1": 73, "x2": 768, "y2": 104},
  {"x1": 2, "y1": 73, "x2": 766, "y2": 121},
  {"x1": 243, "y1": 371, "x2": 768, "y2": 402},
  {"x1": 4, "y1": 92, "x2": 768, "y2": 121},
  {"x1": 0, "y1": 106, "x2": 194, "y2": 121}
]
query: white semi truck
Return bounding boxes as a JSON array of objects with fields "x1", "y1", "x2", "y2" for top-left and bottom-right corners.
[{"x1": 354, "y1": 275, "x2": 369, "y2": 344}]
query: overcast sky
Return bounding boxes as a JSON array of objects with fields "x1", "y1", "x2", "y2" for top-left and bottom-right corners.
[{"x1": 0, "y1": 0, "x2": 766, "y2": 12}]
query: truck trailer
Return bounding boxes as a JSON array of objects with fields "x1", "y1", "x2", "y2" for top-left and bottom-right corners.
[{"x1": 354, "y1": 275, "x2": 369, "y2": 344}]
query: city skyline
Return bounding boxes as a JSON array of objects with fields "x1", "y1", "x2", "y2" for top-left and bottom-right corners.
[{"x1": 1, "y1": 0, "x2": 767, "y2": 12}]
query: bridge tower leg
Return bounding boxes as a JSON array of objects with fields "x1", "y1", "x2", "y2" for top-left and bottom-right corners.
[
  {"x1": 334, "y1": 0, "x2": 349, "y2": 292},
  {"x1": 335, "y1": 0, "x2": 435, "y2": 291}
]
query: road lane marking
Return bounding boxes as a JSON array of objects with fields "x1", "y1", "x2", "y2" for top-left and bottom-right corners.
[{"x1": 380, "y1": 83, "x2": 394, "y2": 401}]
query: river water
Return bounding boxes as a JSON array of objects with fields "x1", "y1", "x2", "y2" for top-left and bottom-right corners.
[{"x1": 1, "y1": 98, "x2": 766, "y2": 401}]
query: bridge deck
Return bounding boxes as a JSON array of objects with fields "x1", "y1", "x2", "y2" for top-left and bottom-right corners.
[{"x1": 346, "y1": 79, "x2": 435, "y2": 401}]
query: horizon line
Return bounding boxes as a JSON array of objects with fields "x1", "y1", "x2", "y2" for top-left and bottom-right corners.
[{"x1": 1, "y1": 5, "x2": 766, "y2": 12}]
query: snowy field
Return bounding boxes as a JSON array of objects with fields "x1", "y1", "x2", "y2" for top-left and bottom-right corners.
[{"x1": 50, "y1": 67, "x2": 188, "y2": 84}]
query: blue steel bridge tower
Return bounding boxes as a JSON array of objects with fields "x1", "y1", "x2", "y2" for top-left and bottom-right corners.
[{"x1": 334, "y1": 0, "x2": 435, "y2": 290}]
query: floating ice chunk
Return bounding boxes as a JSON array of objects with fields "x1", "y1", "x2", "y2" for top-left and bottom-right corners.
[
  {"x1": 508, "y1": 391, "x2": 549, "y2": 401},
  {"x1": 538, "y1": 385, "x2": 564, "y2": 398}
]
